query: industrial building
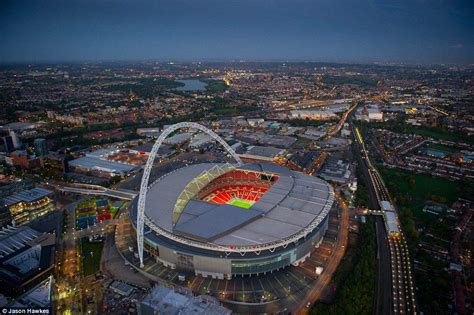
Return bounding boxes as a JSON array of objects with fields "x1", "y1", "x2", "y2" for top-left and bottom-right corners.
[
  {"x1": 69, "y1": 148, "x2": 139, "y2": 178},
  {"x1": 239, "y1": 145, "x2": 286, "y2": 162}
]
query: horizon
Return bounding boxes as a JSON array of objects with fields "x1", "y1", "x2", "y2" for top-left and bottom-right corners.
[
  {"x1": 1, "y1": 0, "x2": 473, "y2": 65},
  {"x1": 1, "y1": 58, "x2": 472, "y2": 67}
]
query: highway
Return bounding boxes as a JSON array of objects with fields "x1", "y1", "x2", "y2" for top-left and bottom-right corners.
[
  {"x1": 326, "y1": 102, "x2": 359, "y2": 137},
  {"x1": 374, "y1": 216, "x2": 393, "y2": 315},
  {"x1": 352, "y1": 124, "x2": 392, "y2": 315},
  {"x1": 352, "y1": 124, "x2": 417, "y2": 315}
]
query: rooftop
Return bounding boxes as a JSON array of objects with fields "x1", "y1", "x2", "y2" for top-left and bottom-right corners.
[
  {"x1": 69, "y1": 156, "x2": 137, "y2": 174},
  {"x1": 241, "y1": 146, "x2": 285, "y2": 160},
  {"x1": 2, "y1": 187, "x2": 53, "y2": 207},
  {"x1": 0, "y1": 226, "x2": 42, "y2": 258}
]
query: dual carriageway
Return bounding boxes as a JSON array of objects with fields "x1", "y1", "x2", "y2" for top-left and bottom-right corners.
[{"x1": 353, "y1": 125, "x2": 417, "y2": 315}]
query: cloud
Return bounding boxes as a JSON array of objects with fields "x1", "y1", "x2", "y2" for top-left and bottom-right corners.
[{"x1": 451, "y1": 43, "x2": 463, "y2": 49}]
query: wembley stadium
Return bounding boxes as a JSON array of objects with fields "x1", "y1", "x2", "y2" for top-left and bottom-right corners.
[{"x1": 129, "y1": 162, "x2": 334, "y2": 280}]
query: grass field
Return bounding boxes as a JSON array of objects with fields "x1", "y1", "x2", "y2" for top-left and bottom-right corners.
[
  {"x1": 80, "y1": 238, "x2": 104, "y2": 277},
  {"x1": 379, "y1": 167, "x2": 461, "y2": 222},
  {"x1": 378, "y1": 166, "x2": 468, "y2": 245},
  {"x1": 228, "y1": 198, "x2": 254, "y2": 209},
  {"x1": 425, "y1": 143, "x2": 457, "y2": 154},
  {"x1": 380, "y1": 167, "x2": 460, "y2": 207}
]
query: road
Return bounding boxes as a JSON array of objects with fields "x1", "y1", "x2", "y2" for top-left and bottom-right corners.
[
  {"x1": 55, "y1": 199, "x2": 84, "y2": 314},
  {"x1": 326, "y1": 102, "x2": 359, "y2": 137},
  {"x1": 375, "y1": 216, "x2": 393, "y2": 315},
  {"x1": 352, "y1": 123, "x2": 417, "y2": 315},
  {"x1": 295, "y1": 192, "x2": 350, "y2": 314},
  {"x1": 351, "y1": 124, "x2": 392, "y2": 315}
]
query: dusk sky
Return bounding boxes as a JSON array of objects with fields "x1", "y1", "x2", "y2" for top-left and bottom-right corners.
[{"x1": 1, "y1": 0, "x2": 473, "y2": 64}]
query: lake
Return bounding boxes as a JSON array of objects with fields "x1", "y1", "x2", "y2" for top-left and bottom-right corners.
[{"x1": 175, "y1": 79, "x2": 208, "y2": 91}]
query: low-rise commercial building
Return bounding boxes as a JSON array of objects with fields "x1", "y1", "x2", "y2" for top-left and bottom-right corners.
[
  {"x1": 239, "y1": 145, "x2": 286, "y2": 162},
  {"x1": 69, "y1": 148, "x2": 140, "y2": 178},
  {"x1": 2, "y1": 188, "x2": 55, "y2": 225}
]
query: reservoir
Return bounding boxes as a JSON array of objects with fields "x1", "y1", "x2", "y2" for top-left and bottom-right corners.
[{"x1": 175, "y1": 79, "x2": 208, "y2": 91}]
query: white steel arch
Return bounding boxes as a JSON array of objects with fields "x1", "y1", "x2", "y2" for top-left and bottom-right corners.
[{"x1": 136, "y1": 122, "x2": 243, "y2": 267}]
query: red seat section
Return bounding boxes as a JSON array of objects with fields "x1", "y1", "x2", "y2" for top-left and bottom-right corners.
[
  {"x1": 199, "y1": 170, "x2": 279, "y2": 205},
  {"x1": 205, "y1": 185, "x2": 268, "y2": 204}
]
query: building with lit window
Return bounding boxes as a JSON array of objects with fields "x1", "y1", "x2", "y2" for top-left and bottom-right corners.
[{"x1": 2, "y1": 188, "x2": 55, "y2": 225}]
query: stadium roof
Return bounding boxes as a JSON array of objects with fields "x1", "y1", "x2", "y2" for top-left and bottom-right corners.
[
  {"x1": 145, "y1": 163, "x2": 333, "y2": 247},
  {"x1": 174, "y1": 202, "x2": 262, "y2": 241}
]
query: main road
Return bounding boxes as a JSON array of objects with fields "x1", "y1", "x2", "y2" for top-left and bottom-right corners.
[
  {"x1": 294, "y1": 192, "x2": 350, "y2": 314},
  {"x1": 351, "y1": 123, "x2": 393, "y2": 315},
  {"x1": 352, "y1": 123, "x2": 417, "y2": 315}
]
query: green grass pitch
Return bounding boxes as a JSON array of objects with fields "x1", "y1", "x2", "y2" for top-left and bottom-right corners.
[{"x1": 228, "y1": 198, "x2": 254, "y2": 209}]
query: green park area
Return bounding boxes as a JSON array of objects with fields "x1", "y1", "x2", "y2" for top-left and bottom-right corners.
[
  {"x1": 380, "y1": 167, "x2": 461, "y2": 208},
  {"x1": 379, "y1": 168, "x2": 472, "y2": 313},
  {"x1": 425, "y1": 142, "x2": 457, "y2": 154},
  {"x1": 353, "y1": 164, "x2": 370, "y2": 208},
  {"x1": 104, "y1": 77, "x2": 184, "y2": 98},
  {"x1": 80, "y1": 238, "x2": 104, "y2": 277},
  {"x1": 379, "y1": 167, "x2": 472, "y2": 246},
  {"x1": 110, "y1": 206, "x2": 119, "y2": 217},
  {"x1": 361, "y1": 118, "x2": 473, "y2": 145},
  {"x1": 204, "y1": 79, "x2": 228, "y2": 92},
  {"x1": 312, "y1": 216, "x2": 376, "y2": 315},
  {"x1": 208, "y1": 96, "x2": 258, "y2": 115},
  {"x1": 321, "y1": 75, "x2": 377, "y2": 87}
]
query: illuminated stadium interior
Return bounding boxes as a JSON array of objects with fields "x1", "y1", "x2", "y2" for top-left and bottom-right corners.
[{"x1": 197, "y1": 169, "x2": 279, "y2": 209}]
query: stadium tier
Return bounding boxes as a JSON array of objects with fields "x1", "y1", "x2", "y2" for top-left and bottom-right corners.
[
  {"x1": 203, "y1": 185, "x2": 269, "y2": 206},
  {"x1": 130, "y1": 163, "x2": 335, "y2": 279}
]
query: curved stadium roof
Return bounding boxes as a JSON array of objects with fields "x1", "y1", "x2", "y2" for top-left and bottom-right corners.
[{"x1": 144, "y1": 163, "x2": 333, "y2": 248}]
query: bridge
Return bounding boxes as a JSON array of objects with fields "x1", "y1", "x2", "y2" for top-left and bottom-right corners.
[{"x1": 57, "y1": 183, "x2": 137, "y2": 200}]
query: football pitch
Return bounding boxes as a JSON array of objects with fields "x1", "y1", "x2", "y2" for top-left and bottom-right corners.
[{"x1": 228, "y1": 198, "x2": 254, "y2": 209}]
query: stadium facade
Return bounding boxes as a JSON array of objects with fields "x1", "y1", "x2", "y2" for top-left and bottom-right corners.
[{"x1": 131, "y1": 122, "x2": 334, "y2": 280}]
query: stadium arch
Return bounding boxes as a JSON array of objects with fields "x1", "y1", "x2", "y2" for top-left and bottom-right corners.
[{"x1": 136, "y1": 122, "x2": 243, "y2": 267}]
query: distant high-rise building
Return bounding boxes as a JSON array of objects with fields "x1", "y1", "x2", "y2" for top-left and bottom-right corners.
[
  {"x1": 9, "y1": 130, "x2": 22, "y2": 149},
  {"x1": 1, "y1": 136, "x2": 14, "y2": 152},
  {"x1": 34, "y1": 138, "x2": 48, "y2": 157}
]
